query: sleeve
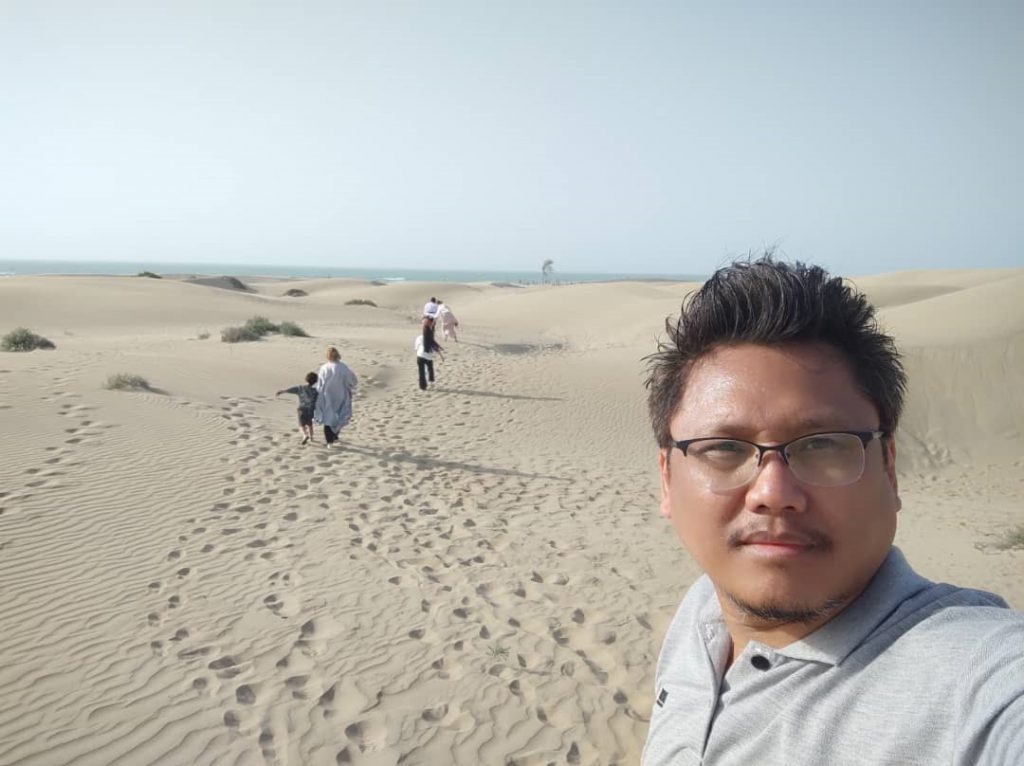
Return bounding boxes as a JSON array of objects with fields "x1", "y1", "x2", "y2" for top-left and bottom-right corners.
[
  {"x1": 282, "y1": 386, "x2": 300, "y2": 396},
  {"x1": 316, "y1": 365, "x2": 328, "y2": 390}
]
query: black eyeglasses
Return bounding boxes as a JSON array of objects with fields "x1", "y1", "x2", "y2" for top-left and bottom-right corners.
[{"x1": 672, "y1": 430, "x2": 887, "y2": 491}]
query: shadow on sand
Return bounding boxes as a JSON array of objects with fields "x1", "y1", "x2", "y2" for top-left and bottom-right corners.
[
  {"x1": 459, "y1": 341, "x2": 566, "y2": 355},
  {"x1": 431, "y1": 386, "x2": 562, "y2": 402},
  {"x1": 338, "y1": 442, "x2": 570, "y2": 482}
]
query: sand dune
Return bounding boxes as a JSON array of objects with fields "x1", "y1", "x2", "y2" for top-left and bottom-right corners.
[{"x1": 0, "y1": 269, "x2": 1020, "y2": 765}]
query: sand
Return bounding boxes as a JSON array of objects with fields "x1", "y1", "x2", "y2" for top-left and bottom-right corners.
[{"x1": 0, "y1": 269, "x2": 1020, "y2": 765}]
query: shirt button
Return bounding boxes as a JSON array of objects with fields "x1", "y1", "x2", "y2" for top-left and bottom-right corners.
[{"x1": 751, "y1": 655, "x2": 771, "y2": 671}]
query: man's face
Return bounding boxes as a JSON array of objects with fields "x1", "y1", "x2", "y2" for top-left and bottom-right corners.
[{"x1": 658, "y1": 342, "x2": 900, "y2": 624}]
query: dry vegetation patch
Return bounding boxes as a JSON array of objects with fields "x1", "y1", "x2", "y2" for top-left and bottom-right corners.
[
  {"x1": 2, "y1": 328, "x2": 56, "y2": 352},
  {"x1": 222, "y1": 316, "x2": 309, "y2": 342},
  {"x1": 104, "y1": 373, "x2": 153, "y2": 391}
]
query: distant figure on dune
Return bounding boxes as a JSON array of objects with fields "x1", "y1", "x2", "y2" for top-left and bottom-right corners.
[
  {"x1": 436, "y1": 300, "x2": 459, "y2": 342},
  {"x1": 275, "y1": 371, "x2": 319, "y2": 444},
  {"x1": 314, "y1": 346, "x2": 357, "y2": 448},
  {"x1": 641, "y1": 255, "x2": 1024, "y2": 765},
  {"x1": 415, "y1": 318, "x2": 444, "y2": 391},
  {"x1": 423, "y1": 296, "x2": 439, "y2": 319}
]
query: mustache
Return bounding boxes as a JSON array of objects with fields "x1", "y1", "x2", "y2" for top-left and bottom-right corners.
[{"x1": 727, "y1": 526, "x2": 833, "y2": 550}]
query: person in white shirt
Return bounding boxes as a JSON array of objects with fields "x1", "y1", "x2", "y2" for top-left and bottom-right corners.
[
  {"x1": 415, "y1": 319, "x2": 444, "y2": 390},
  {"x1": 423, "y1": 297, "x2": 439, "y2": 319}
]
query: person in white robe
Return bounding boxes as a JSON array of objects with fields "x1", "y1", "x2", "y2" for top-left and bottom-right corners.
[{"x1": 314, "y1": 346, "x2": 357, "y2": 447}]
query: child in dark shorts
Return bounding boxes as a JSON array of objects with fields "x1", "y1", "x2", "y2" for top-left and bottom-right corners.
[{"x1": 276, "y1": 372, "x2": 319, "y2": 444}]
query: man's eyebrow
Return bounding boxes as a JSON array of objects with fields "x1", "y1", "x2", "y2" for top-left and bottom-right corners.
[{"x1": 686, "y1": 417, "x2": 862, "y2": 437}]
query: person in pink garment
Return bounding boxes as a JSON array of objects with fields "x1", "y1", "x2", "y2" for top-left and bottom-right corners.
[{"x1": 436, "y1": 300, "x2": 459, "y2": 342}]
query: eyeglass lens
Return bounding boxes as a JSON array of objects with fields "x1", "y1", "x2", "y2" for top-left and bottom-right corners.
[{"x1": 687, "y1": 432, "x2": 868, "y2": 490}]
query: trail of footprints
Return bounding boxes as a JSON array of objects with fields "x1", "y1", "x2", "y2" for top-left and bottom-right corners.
[
  {"x1": 1, "y1": 366, "x2": 112, "y2": 516},
  {"x1": 141, "y1": 358, "x2": 648, "y2": 763}
]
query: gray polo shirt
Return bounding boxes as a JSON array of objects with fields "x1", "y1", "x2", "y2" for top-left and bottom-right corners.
[{"x1": 642, "y1": 547, "x2": 1024, "y2": 765}]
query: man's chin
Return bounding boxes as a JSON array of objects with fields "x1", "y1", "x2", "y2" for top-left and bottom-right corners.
[{"x1": 725, "y1": 589, "x2": 848, "y2": 626}]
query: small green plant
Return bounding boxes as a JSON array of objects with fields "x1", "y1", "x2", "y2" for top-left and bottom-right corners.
[
  {"x1": 105, "y1": 373, "x2": 152, "y2": 391},
  {"x1": 279, "y1": 321, "x2": 309, "y2": 337},
  {"x1": 345, "y1": 298, "x2": 378, "y2": 307},
  {"x1": 487, "y1": 642, "x2": 510, "y2": 660},
  {"x1": 197, "y1": 331, "x2": 210, "y2": 340},
  {"x1": 221, "y1": 326, "x2": 262, "y2": 343},
  {"x1": 243, "y1": 316, "x2": 279, "y2": 336},
  {"x1": 284, "y1": 288, "x2": 308, "y2": 297},
  {"x1": 994, "y1": 525, "x2": 1024, "y2": 551},
  {"x1": 2, "y1": 328, "x2": 55, "y2": 352},
  {"x1": 137, "y1": 271, "x2": 162, "y2": 279}
]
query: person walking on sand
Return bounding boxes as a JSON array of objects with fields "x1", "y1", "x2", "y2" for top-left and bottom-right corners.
[
  {"x1": 314, "y1": 346, "x2": 357, "y2": 448},
  {"x1": 275, "y1": 371, "x2": 318, "y2": 444},
  {"x1": 436, "y1": 300, "x2": 459, "y2": 342},
  {"x1": 423, "y1": 296, "x2": 439, "y2": 319},
  {"x1": 415, "y1": 318, "x2": 444, "y2": 391}
]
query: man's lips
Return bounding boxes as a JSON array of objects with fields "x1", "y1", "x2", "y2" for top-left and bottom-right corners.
[
  {"x1": 740, "y1": 531, "x2": 821, "y2": 547},
  {"x1": 728, "y1": 528, "x2": 832, "y2": 554}
]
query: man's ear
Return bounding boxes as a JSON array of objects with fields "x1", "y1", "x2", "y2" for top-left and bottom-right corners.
[
  {"x1": 659, "y1": 449, "x2": 673, "y2": 519},
  {"x1": 885, "y1": 435, "x2": 901, "y2": 511}
]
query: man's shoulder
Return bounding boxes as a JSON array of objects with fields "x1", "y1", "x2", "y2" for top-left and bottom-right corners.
[
  {"x1": 656, "y1": 575, "x2": 719, "y2": 659},
  {"x1": 672, "y1": 573, "x2": 717, "y2": 620},
  {"x1": 863, "y1": 582, "x2": 1024, "y2": 686},
  {"x1": 885, "y1": 582, "x2": 1020, "y2": 643},
  {"x1": 907, "y1": 594, "x2": 1022, "y2": 657}
]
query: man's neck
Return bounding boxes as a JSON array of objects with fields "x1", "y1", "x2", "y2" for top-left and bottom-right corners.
[{"x1": 715, "y1": 590, "x2": 863, "y2": 669}]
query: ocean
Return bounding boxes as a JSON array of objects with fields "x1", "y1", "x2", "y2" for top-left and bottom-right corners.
[{"x1": 0, "y1": 259, "x2": 700, "y2": 284}]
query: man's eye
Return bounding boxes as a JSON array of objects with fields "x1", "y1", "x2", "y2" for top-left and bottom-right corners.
[
  {"x1": 693, "y1": 440, "x2": 748, "y2": 457},
  {"x1": 800, "y1": 436, "x2": 841, "y2": 452}
]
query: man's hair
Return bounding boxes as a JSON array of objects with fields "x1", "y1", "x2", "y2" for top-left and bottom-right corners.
[
  {"x1": 644, "y1": 255, "x2": 906, "y2": 448},
  {"x1": 305, "y1": 372, "x2": 318, "y2": 385}
]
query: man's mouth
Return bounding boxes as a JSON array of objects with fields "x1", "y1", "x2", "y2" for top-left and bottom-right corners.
[{"x1": 731, "y1": 529, "x2": 831, "y2": 556}]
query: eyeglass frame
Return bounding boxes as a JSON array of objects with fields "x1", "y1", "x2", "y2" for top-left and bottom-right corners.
[{"x1": 670, "y1": 429, "x2": 888, "y2": 488}]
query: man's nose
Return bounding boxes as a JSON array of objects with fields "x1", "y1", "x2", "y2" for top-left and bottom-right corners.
[{"x1": 744, "y1": 451, "x2": 809, "y2": 514}]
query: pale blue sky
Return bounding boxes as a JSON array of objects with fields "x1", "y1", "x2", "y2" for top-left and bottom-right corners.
[{"x1": 1, "y1": 1, "x2": 1021, "y2": 275}]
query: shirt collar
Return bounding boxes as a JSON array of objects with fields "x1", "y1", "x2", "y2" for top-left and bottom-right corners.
[{"x1": 772, "y1": 546, "x2": 932, "y2": 666}]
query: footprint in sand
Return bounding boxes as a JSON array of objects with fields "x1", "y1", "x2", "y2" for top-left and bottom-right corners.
[
  {"x1": 259, "y1": 728, "x2": 276, "y2": 759},
  {"x1": 344, "y1": 717, "x2": 387, "y2": 753},
  {"x1": 567, "y1": 741, "x2": 581, "y2": 764},
  {"x1": 285, "y1": 675, "x2": 308, "y2": 699},
  {"x1": 235, "y1": 684, "x2": 257, "y2": 705},
  {"x1": 421, "y1": 703, "x2": 448, "y2": 722}
]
